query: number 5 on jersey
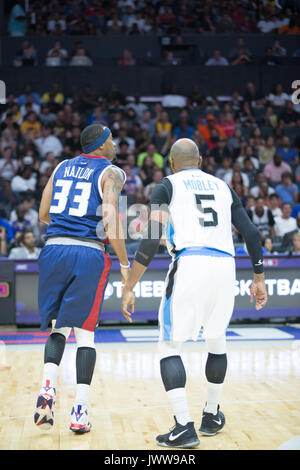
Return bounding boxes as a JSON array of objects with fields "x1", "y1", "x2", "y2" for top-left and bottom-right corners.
[
  {"x1": 194, "y1": 194, "x2": 218, "y2": 227},
  {"x1": 50, "y1": 179, "x2": 92, "y2": 217}
]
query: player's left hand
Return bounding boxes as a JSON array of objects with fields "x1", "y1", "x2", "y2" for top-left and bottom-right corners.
[{"x1": 122, "y1": 285, "x2": 135, "y2": 323}]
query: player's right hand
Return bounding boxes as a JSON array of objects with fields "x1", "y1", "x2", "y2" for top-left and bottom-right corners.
[{"x1": 250, "y1": 280, "x2": 268, "y2": 310}]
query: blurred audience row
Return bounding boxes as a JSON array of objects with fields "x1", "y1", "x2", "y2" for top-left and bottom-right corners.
[{"x1": 7, "y1": 0, "x2": 300, "y2": 37}]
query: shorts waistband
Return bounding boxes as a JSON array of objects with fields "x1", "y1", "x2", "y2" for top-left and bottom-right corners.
[
  {"x1": 175, "y1": 246, "x2": 233, "y2": 259},
  {"x1": 45, "y1": 237, "x2": 105, "y2": 251}
]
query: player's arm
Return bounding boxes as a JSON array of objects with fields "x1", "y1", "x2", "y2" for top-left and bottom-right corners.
[
  {"x1": 229, "y1": 186, "x2": 268, "y2": 310},
  {"x1": 101, "y1": 166, "x2": 129, "y2": 283},
  {"x1": 39, "y1": 173, "x2": 54, "y2": 225},
  {"x1": 122, "y1": 179, "x2": 171, "y2": 322}
]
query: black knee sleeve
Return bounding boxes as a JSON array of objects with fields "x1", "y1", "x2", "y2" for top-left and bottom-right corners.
[
  {"x1": 205, "y1": 353, "x2": 227, "y2": 384},
  {"x1": 44, "y1": 332, "x2": 66, "y2": 365},
  {"x1": 160, "y1": 355, "x2": 186, "y2": 392},
  {"x1": 76, "y1": 347, "x2": 96, "y2": 385}
]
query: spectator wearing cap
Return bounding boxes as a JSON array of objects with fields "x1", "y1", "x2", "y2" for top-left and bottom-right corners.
[
  {"x1": 198, "y1": 114, "x2": 226, "y2": 145},
  {"x1": 275, "y1": 172, "x2": 299, "y2": 205},
  {"x1": 275, "y1": 203, "x2": 297, "y2": 237},
  {"x1": 264, "y1": 153, "x2": 292, "y2": 185},
  {"x1": 35, "y1": 126, "x2": 63, "y2": 158}
]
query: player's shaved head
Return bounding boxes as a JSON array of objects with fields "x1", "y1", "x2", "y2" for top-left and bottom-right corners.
[{"x1": 170, "y1": 138, "x2": 201, "y2": 173}]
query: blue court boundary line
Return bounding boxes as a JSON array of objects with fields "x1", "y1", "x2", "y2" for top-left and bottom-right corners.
[{"x1": 0, "y1": 326, "x2": 299, "y2": 345}]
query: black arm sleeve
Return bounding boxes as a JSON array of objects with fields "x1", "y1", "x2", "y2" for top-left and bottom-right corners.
[
  {"x1": 134, "y1": 178, "x2": 172, "y2": 267},
  {"x1": 229, "y1": 187, "x2": 264, "y2": 274}
]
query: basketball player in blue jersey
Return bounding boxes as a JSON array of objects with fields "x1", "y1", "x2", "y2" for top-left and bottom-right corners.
[
  {"x1": 34, "y1": 124, "x2": 130, "y2": 433},
  {"x1": 122, "y1": 138, "x2": 267, "y2": 448}
]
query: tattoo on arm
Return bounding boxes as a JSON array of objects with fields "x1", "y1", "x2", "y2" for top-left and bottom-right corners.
[{"x1": 103, "y1": 167, "x2": 124, "y2": 202}]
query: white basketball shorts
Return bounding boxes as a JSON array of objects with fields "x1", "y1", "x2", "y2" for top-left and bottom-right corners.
[{"x1": 158, "y1": 255, "x2": 236, "y2": 342}]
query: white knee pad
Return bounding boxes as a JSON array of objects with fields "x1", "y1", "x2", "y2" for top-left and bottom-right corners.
[
  {"x1": 205, "y1": 334, "x2": 226, "y2": 355},
  {"x1": 74, "y1": 328, "x2": 95, "y2": 348},
  {"x1": 158, "y1": 340, "x2": 183, "y2": 360},
  {"x1": 51, "y1": 321, "x2": 71, "y2": 339}
]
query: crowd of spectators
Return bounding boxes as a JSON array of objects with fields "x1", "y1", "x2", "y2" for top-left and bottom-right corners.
[
  {"x1": 0, "y1": 80, "x2": 300, "y2": 259},
  {"x1": 7, "y1": 0, "x2": 300, "y2": 37}
]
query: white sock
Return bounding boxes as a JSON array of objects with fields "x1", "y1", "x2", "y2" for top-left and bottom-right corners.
[
  {"x1": 75, "y1": 384, "x2": 90, "y2": 408},
  {"x1": 204, "y1": 381, "x2": 224, "y2": 415},
  {"x1": 42, "y1": 362, "x2": 59, "y2": 389},
  {"x1": 166, "y1": 388, "x2": 191, "y2": 425}
]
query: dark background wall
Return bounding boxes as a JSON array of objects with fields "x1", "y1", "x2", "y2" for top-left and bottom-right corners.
[
  {"x1": 2, "y1": 34, "x2": 300, "y2": 65},
  {"x1": 1, "y1": 65, "x2": 299, "y2": 97},
  {"x1": 1, "y1": 34, "x2": 299, "y2": 96}
]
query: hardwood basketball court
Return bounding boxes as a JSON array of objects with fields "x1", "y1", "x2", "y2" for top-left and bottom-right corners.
[{"x1": 0, "y1": 326, "x2": 299, "y2": 450}]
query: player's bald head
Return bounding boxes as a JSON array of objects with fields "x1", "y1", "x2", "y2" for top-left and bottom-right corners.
[{"x1": 170, "y1": 138, "x2": 201, "y2": 172}]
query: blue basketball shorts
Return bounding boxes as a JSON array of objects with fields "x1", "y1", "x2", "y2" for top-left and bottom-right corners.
[{"x1": 38, "y1": 244, "x2": 111, "y2": 331}]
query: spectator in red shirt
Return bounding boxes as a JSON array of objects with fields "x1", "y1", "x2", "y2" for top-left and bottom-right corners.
[{"x1": 219, "y1": 112, "x2": 237, "y2": 137}]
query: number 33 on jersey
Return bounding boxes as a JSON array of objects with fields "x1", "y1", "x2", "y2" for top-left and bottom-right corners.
[{"x1": 46, "y1": 154, "x2": 125, "y2": 242}]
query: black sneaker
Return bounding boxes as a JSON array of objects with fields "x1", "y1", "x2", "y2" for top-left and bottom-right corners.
[
  {"x1": 156, "y1": 417, "x2": 200, "y2": 448},
  {"x1": 199, "y1": 405, "x2": 225, "y2": 436}
]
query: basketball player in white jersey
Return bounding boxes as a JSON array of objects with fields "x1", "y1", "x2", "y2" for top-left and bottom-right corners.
[{"x1": 122, "y1": 138, "x2": 267, "y2": 448}]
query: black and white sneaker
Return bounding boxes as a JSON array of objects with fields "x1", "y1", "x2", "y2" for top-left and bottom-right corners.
[
  {"x1": 156, "y1": 418, "x2": 200, "y2": 448},
  {"x1": 199, "y1": 405, "x2": 225, "y2": 436}
]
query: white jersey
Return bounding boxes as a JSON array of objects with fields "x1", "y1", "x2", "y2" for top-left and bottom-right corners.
[{"x1": 165, "y1": 169, "x2": 234, "y2": 257}]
